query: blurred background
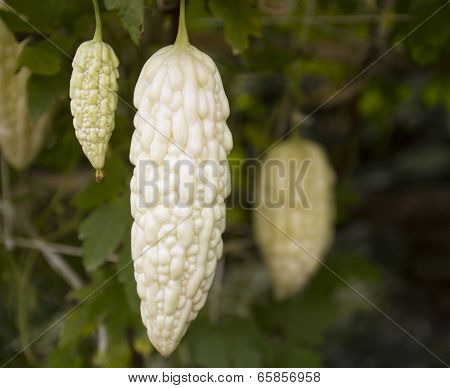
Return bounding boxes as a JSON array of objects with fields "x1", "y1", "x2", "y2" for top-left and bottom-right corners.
[{"x1": 0, "y1": 0, "x2": 449, "y2": 367}]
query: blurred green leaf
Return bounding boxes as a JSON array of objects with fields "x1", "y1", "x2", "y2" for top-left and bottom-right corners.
[
  {"x1": 256, "y1": 253, "x2": 380, "y2": 355},
  {"x1": 17, "y1": 43, "x2": 62, "y2": 75},
  {"x1": 78, "y1": 197, "x2": 131, "y2": 272},
  {"x1": 404, "y1": 0, "x2": 450, "y2": 65},
  {"x1": 186, "y1": 316, "x2": 265, "y2": 367},
  {"x1": 57, "y1": 269, "x2": 136, "y2": 368},
  {"x1": 59, "y1": 301, "x2": 97, "y2": 347},
  {"x1": 93, "y1": 319, "x2": 132, "y2": 367},
  {"x1": 28, "y1": 72, "x2": 68, "y2": 122},
  {"x1": 223, "y1": 317, "x2": 265, "y2": 367},
  {"x1": 103, "y1": 0, "x2": 144, "y2": 44},
  {"x1": 188, "y1": 322, "x2": 229, "y2": 367},
  {"x1": 423, "y1": 75, "x2": 450, "y2": 111},
  {"x1": 0, "y1": 0, "x2": 68, "y2": 33},
  {"x1": 47, "y1": 342, "x2": 84, "y2": 367},
  {"x1": 358, "y1": 88, "x2": 384, "y2": 118},
  {"x1": 280, "y1": 296, "x2": 338, "y2": 347},
  {"x1": 286, "y1": 58, "x2": 349, "y2": 84},
  {"x1": 210, "y1": 0, "x2": 261, "y2": 53},
  {"x1": 133, "y1": 327, "x2": 152, "y2": 358}
]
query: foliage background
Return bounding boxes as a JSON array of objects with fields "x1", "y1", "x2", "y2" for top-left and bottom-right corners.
[{"x1": 0, "y1": 0, "x2": 449, "y2": 367}]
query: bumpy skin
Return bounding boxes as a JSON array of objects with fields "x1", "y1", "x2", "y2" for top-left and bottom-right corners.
[
  {"x1": 254, "y1": 137, "x2": 335, "y2": 300},
  {"x1": 0, "y1": 20, "x2": 50, "y2": 170},
  {"x1": 70, "y1": 40, "x2": 119, "y2": 173},
  {"x1": 130, "y1": 44, "x2": 233, "y2": 356}
]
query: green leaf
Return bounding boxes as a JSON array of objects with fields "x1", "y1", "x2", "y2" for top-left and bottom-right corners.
[
  {"x1": 59, "y1": 270, "x2": 132, "y2": 349},
  {"x1": 17, "y1": 43, "x2": 62, "y2": 75},
  {"x1": 0, "y1": 0, "x2": 68, "y2": 34},
  {"x1": 103, "y1": 0, "x2": 144, "y2": 44},
  {"x1": 186, "y1": 316, "x2": 265, "y2": 367},
  {"x1": 118, "y1": 235, "x2": 140, "y2": 313},
  {"x1": 255, "y1": 253, "x2": 381, "y2": 353},
  {"x1": 47, "y1": 342, "x2": 84, "y2": 367},
  {"x1": 94, "y1": 319, "x2": 132, "y2": 367},
  {"x1": 223, "y1": 317, "x2": 265, "y2": 367},
  {"x1": 187, "y1": 321, "x2": 230, "y2": 367},
  {"x1": 423, "y1": 75, "x2": 450, "y2": 111},
  {"x1": 73, "y1": 156, "x2": 129, "y2": 210},
  {"x1": 132, "y1": 326, "x2": 153, "y2": 357},
  {"x1": 59, "y1": 301, "x2": 98, "y2": 347},
  {"x1": 79, "y1": 197, "x2": 131, "y2": 272},
  {"x1": 403, "y1": 0, "x2": 450, "y2": 65},
  {"x1": 209, "y1": 0, "x2": 261, "y2": 53},
  {"x1": 27, "y1": 72, "x2": 68, "y2": 123}
]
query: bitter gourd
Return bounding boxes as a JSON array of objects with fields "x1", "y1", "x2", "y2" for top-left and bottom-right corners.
[
  {"x1": 130, "y1": 0, "x2": 233, "y2": 356},
  {"x1": 254, "y1": 136, "x2": 335, "y2": 299},
  {"x1": 0, "y1": 19, "x2": 50, "y2": 170},
  {"x1": 69, "y1": 0, "x2": 119, "y2": 182}
]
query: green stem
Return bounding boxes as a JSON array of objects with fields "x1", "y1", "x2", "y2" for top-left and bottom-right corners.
[
  {"x1": 17, "y1": 251, "x2": 38, "y2": 366},
  {"x1": 92, "y1": 0, "x2": 102, "y2": 42},
  {"x1": 174, "y1": 0, "x2": 189, "y2": 48}
]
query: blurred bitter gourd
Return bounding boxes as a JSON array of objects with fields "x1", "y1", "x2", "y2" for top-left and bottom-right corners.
[
  {"x1": 130, "y1": 0, "x2": 233, "y2": 356},
  {"x1": 0, "y1": 19, "x2": 51, "y2": 170},
  {"x1": 253, "y1": 136, "x2": 335, "y2": 300},
  {"x1": 69, "y1": 0, "x2": 119, "y2": 182}
]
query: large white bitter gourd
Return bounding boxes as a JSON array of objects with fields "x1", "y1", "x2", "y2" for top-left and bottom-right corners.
[
  {"x1": 130, "y1": 0, "x2": 233, "y2": 356},
  {"x1": 0, "y1": 19, "x2": 50, "y2": 170},
  {"x1": 254, "y1": 136, "x2": 335, "y2": 299},
  {"x1": 69, "y1": 0, "x2": 119, "y2": 182}
]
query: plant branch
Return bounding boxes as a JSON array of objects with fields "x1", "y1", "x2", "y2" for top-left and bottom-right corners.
[
  {"x1": 300, "y1": 0, "x2": 316, "y2": 46},
  {"x1": 17, "y1": 250, "x2": 39, "y2": 366},
  {"x1": 19, "y1": 216, "x2": 84, "y2": 289},
  {"x1": 0, "y1": 234, "x2": 119, "y2": 264},
  {"x1": 1, "y1": 156, "x2": 14, "y2": 250}
]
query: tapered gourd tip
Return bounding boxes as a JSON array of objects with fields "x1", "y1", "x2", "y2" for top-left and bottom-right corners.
[
  {"x1": 153, "y1": 342, "x2": 176, "y2": 358},
  {"x1": 95, "y1": 169, "x2": 104, "y2": 183},
  {"x1": 158, "y1": 349, "x2": 173, "y2": 358}
]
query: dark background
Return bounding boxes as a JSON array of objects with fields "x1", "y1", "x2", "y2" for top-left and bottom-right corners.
[{"x1": 0, "y1": 0, "x2": 449, "y2": 367}]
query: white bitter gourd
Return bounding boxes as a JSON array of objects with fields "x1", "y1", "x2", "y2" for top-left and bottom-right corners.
[
  {"x1": 0, "y1": 19, "x2": 51, "y2": 170},
  {"x1": 253, "y1": 136, "x2": 335, "y2": 300},
  {"x1": 69, "y1": 0, "x2": 119, "y2": 182},
  {"x1": 130, "y1": 0, "x2": 233, "y2": 356}
]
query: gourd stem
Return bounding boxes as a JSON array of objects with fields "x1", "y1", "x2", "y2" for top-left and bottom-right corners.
[
  {"x1": 92, "y1": 0, "x2": 102, "y2": 42},
  {"x1": 174, "y1": 0, "x2": 189, "y2": 48}
]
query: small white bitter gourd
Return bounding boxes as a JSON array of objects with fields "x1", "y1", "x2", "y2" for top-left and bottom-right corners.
[
  {"x1": 130, "y1": 0, "x2": 233, "y2": 356},
  {"x1": 253, "y1": 136, "x2": 335, "y2": 300},
  {"x1": 0, "y1": 18, "x2": 51, "y2": 170},
  {"x1": 69, "y1": 0, "x2": 119, "y2": 182}
]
